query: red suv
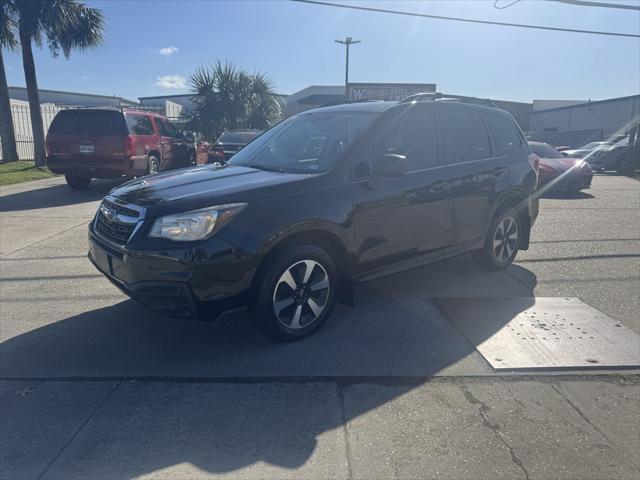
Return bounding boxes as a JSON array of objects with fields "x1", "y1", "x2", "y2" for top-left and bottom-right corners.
[{"x1": 46, "y1": 108, "x2": 196, "y2": 189}]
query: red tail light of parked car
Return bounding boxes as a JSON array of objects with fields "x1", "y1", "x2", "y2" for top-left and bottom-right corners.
[{"x1": 124, "y1": 135, "x2": 136, "y2": 157}]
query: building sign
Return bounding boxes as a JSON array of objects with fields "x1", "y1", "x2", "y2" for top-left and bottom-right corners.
[{"x1": 347, "y1": 83, "x2": 436, "y2": 101}]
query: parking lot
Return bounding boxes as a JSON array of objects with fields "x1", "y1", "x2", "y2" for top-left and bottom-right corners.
[{"x1": 1, "y1": 174, "x2": 639, "y2": 479}]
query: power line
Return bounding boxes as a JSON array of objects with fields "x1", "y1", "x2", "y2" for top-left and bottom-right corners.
[
  {"x1": 548, "y1": 0, "x2": 640, "y2": 11},
  {"x1": 292, "y1": 0, "x2": 640, "y2": 38},
  {"x1": 494, "y1": 0, "x2": 523, "y2": 9},
  {"x1": 495, "y1": 0, "x2": 640, "y2": 10}
]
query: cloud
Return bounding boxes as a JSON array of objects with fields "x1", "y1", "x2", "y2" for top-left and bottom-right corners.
[
  {"x1": 159, "y1": 46, "x2": 179, "y2": 56},
  {"x1": 81, "y1": 75, "x2": 92, "y2": 81},
  {"x1": 155, "y1": 75, "x2": 187, "y2": 89}
]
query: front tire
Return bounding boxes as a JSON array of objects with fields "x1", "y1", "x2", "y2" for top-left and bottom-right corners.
[
  {"x1": 472, "y1": 208, "x2": 521, "y2": 270},
  {"x1": 65, "y1": 172, "x2": 91, "y2": 190},
  {"x1": 249, "y1": 245, "x2": 337, "y2": 341}
]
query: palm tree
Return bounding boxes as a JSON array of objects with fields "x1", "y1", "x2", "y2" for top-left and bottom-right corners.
[
  {"x1": 11, "y1": 0, "x2": 104, "y2": 166},
  {"x1": 190, "y1": 62, "x2": 281, "y2": 140},
  {"x1": 0, "y1": 0, "x2": 18, "y2": 162}
]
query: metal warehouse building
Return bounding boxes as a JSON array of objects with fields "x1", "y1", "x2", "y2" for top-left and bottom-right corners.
[{"x1": 529, "y1": 94, "x2": 640, "y2": 147}]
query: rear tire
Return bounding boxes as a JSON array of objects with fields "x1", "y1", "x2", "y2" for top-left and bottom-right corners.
[
  {"x1": 146, "y1": 155, "x2": 160, "y2": 175},
  {"x1": 249, "y1": 245, "x2": 337, "y2": 341},
  {"x1": 472, "y1": 207, "x2": 521, "y2": 270},
  {"x1": 65, "y1": 173, "x2": 91, "y2": 190},
  {"x1": 617, "y1": 157, "x2": 635, "y2": 175}
]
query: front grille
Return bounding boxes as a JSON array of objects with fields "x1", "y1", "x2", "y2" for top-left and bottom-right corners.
[
  {"x1": 102, "y1": 198, "x2": 139, "y2": 217},
  {"x1": 95, "y1": 199, "x2": 140, "y2": 245}
]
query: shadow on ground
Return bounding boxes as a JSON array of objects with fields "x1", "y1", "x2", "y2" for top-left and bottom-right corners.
[
  {"x1": 542, "y1": 190, "x2": 595, "y2": 200},
  {"x1": 0, "y1": 179, "x2": 124, "y2": 212},
  {"x1": 1, "y1": 257, "x2": 538, "y2": 478}
]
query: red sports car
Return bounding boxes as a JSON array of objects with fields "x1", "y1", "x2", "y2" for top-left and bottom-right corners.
[{"x1": 529, "y1": 141, "x2": 593, "y2": 193}]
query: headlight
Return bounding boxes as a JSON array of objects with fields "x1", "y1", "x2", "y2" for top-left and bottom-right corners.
[{"x1": 148, "y1": 203, "x2": 247, "y2": 241}]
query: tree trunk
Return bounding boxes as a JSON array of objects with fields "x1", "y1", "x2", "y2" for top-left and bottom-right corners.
[
  {"x1": 0, "y1": 49, "x2": 19, "y2": 163},
  {"x1": 19, "y1": 31, "x2": 46, "y2": 166}
]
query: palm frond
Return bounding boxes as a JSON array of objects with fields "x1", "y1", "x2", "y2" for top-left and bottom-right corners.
[
  {"x1": 45, "y1": 0, "x2": 104, "y2": 58},
  {"x1": 0, "y1": 0, "x2": 18, "y2": 50},
  {"x1": 189, "y1": 61, "x2": 281, "y2": 140}
]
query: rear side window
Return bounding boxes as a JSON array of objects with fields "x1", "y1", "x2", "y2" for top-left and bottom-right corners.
[
  {"x1": 375, "y1": 108, "x2": 438, "y2": 171},
  {"x1": 439, "y1": 109, "x2": 491, "y2": 164},
  {"x1": 126, "y1": 115, "x2": 154, "y2": 135},
  {"x1": 156, "y1": 118, "x2": 182, "y2": 138},
  {"x1": 48, "y1": 110, "x2": 127, "y2": 135},
  {"x1": 485, "y1": 113, "x2": 522, "y2": 155}
]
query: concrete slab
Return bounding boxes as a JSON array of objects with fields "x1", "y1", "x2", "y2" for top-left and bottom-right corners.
[
  {"x1": 342, "y1": 378, "x2": 640, "y2": 480},
  {"x1": 0, "y1": 177, "x2": 120, "y2": 255},
  {"x1": 0, "y1": 381, "x2": 118, "y2": 480},
  {"x1": 42, "y1": 382, "x2": 348, "y2": 480},
  {"x1": 436, "y1": 297, "x2": 640, "y2": 370}
]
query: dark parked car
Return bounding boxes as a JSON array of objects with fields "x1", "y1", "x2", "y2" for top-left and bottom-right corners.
[
  {"x1": 208, "y1": 129, "x2": 262, "y2": 165},
  {"x1": 561, "y1": 141, "x2": 614, "y2": 159},
  {"x1": 529, "y1": 141, "x2": 593, "y2": 192},
  {"x1": 88, "y1": 99, "x2": 539, "y2": 340},
  {"x1": 586, "y1": 137, "x2": 637, "y2": 173},
  {"x1": 46, "y1": 108, "x2": 196, "y2": 190}
]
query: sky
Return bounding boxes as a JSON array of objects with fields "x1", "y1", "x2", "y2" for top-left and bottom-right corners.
[{"x1": 3, "y1": 0, "x2": 640, "y2": 103}]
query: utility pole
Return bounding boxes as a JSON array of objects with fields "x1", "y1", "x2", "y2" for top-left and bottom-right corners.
[{"x1": 335, "y1": 37, "x2": 360, "y2": 98}]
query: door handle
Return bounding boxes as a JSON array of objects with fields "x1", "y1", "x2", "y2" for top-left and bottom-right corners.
[
  {"x1": 492, "y1": 166, "x2": 507, "y2": 176},
  {"x1": 429, "y1": 180, "x2": 448, "y2": 193}
]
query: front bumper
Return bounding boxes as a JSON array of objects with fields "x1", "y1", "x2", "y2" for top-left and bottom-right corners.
[
  {"x1": 539, "y1": 166, "x2": 593, "y2": 192},
  {"x1": 88, "y1": 227, "x2": 254, "y2": 321}
]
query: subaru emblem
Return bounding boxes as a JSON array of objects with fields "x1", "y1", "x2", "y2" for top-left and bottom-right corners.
[{"x1": 100, "y1": 204, "x2": 117, "y2": 222}]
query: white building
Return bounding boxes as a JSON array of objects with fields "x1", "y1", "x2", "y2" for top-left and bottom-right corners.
[
  {"x1": 529, "y1": 94, "x2": 640, "y2": 146},
  {"x1": 7, "y1": 86, "x2": 136, "y2": 107}
]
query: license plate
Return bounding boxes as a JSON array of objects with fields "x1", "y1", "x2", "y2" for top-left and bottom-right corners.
[
  {"x1": 79, "y1": 145, "x2": 94, "y2": 154},
  {"x1": 90, "y1": 242, "x2": 111, "y2": 274}
]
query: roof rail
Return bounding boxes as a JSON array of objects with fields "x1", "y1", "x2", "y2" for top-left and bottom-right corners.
[
  {"x1": 58, "y1": 105, "x2": 174, "y2": 116},
  {"x1": 398, "y1": 92, "x2": 442, "y2": 104},
  {"x1": 319, "y1": 98, "x2": 384, "y2": 107},
  {"x1": 399, "y1": 92, "x2": 502, "y2": 109}
]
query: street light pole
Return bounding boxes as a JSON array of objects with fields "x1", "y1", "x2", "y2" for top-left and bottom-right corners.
[{"x1": 335, "y1": 37, "x2": 360, "y2": 98}]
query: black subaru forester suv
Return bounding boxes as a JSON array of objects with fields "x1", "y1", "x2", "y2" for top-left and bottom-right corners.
[{"x1": 89, "y1": 97, "x2": 539, "y2": 340}]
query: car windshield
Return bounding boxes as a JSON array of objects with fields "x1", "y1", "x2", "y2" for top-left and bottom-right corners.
[
  {"x1": 530, "y1": 142, "x2": 563, "y2": 158},
  {"x1": 580, "y1": 141, "x2": 610, "y2": 150},
  {"x1": 228, "y1": 111, "x2": 376, "y2": 173}
]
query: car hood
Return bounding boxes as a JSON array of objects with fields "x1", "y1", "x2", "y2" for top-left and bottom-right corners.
[
  {"x1": 108, "y1": 165, "x2": 309, "y2": 217},
  {"x1": 539, "y1": 157, "x2": 584, "y2": 173}
]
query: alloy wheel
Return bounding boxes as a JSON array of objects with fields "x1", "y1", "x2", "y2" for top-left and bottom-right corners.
[
  {"x1": 493, "y1": 216, "x2": 518, "y2": 263},
  {"x1": 149, "y1": 158, "x2": 159, "y2": 175},
  {"x1": 272, "y1": 260, "x2": 330, "y2": 330}
]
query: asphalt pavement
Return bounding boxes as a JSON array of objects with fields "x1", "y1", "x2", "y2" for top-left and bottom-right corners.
[{"x1": 0, "y1": 174, "x2": 638, "y2": 479}]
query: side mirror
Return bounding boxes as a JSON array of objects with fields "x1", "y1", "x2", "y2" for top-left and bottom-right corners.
[{"x1": 375, "y1": 153, "x2": 407, "y2": 177}]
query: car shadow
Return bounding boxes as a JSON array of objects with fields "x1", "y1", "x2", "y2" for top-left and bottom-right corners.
[
  {"x1": 0, "y1": 256, "x2": 537, "y2": 477},
  {"x1": 0, "y1": 178, "x2": 125, "y2": 212},
  {"x1": 542, "y1": 190, "x2": 595, "y2": 200}
]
